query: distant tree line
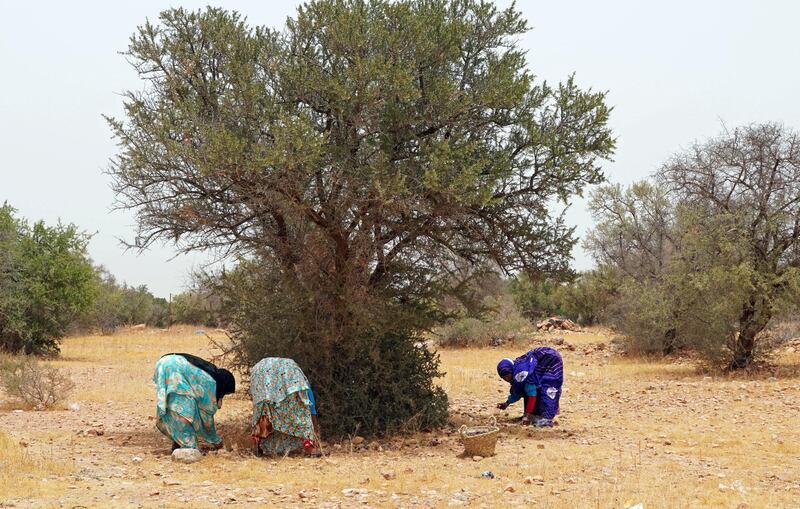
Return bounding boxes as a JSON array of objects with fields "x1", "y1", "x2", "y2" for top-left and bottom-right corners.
[{"x1": 0, "y1": 203, "x2": 223, "y2": 354}]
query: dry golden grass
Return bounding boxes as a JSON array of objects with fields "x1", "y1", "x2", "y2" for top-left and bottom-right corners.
[
  {"x1": 0, "y1": 431, "x2": 72, "y2": 499},
  {"x1": 0, "y1": 328, "x2": 798, "y2": 508}
]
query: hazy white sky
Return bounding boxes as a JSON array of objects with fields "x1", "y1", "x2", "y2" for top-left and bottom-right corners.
[{"x1": 2, "y1": 1, "x2": 799, "y2": 297}]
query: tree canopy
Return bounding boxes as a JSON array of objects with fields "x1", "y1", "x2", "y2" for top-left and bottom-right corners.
[
  {"x1": 109, "y1": 1, "x2": 614, "y2": 435},
  {"x1": 588, "y1": 123, "x2": 800, "y2": 368}
]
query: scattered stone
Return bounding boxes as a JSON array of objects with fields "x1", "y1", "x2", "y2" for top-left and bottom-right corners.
[
  {"x1": 381, "y1": 470, "x2": 396, "y2": 480},
  {"x1": 536, "y1": 443, "x2": 545, "y2": 449},
  {"x1": 351, "y1": 436, "x2": 365, "y2": 445},
  {"x1": 480, "y1": 471, "x2": 495, "y2": 479},
  {"x1": 171, "y1": 448, "x2": 203, "y2": 464},
  {"x1": 536, "y1": 317, "x2": 581, "y2": 332},
  {"x1": 342, "y1": 488, "x2": 368, "y2": 497},
  {"x1": 18, "y1": 440, "x2": 28, "y2": 448},
  {"x1": 552, "y1": 336, "x2": 565, "y2": 345},
  {"x1": 163, "y1": 480, "x2": 182, "y2": 486},
  {"x1": 663, "y1": 440, "x2": 672, "y2": 446},
  {"x1": 131, "y1": 456, "x2": 143, "y2": 464},
  {"x1": 472, "y1": 456, "x2": 483, "y2": 462},
  {"x1": 68, "y1": 403, "x2": 80, "y2": 412},
  {"x1": 504, "y1": 484, "x2": 515, "y2": 493},
  {"x1": 149, "y1": 491, "x2": 160, "y2": 496}
]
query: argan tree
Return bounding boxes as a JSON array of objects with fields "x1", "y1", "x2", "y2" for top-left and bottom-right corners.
[
  {"x1": 588, "y1": 123, "x2": 800, "y2": 369},
  {"x1": 661, "y1": 123, "x2": 800, "y2": 368},
  {"x1": 109, "y1": 2, "x2": 614, "y2": 435}
]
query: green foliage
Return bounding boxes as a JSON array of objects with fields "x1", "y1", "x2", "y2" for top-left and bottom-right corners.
[
  {"x1": 510, "y1": 269, "x2": 617, "y2": 325},
  {"x1": 110, "y1": 2, "x2": 614, "y2": 435},
  {"x1": 0, "y1": 204, "x2": 95, "y2": 354},
  {"x1": 436, "y1": 293, "x2": 531, "y2": 347},
  {"x1": 588, "y1": 123, "x2": 800, "y2": 370},
  {"x1": 216, "y1": 261, "x2": 448, "y2": 437},
  {"x1": 171, "y1": 282, "x2": 222, "y2": 327},
  {"x1": 78, "y1": 267, "x2": 167, "y2": 334}
]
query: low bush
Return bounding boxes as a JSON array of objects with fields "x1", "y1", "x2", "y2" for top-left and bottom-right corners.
[
  {"x1": 436, "y1": 294, "x2": 531, "y2": 347},
  {"x1": 1, "y1": 357, "x2": 75, "y2": 409}
]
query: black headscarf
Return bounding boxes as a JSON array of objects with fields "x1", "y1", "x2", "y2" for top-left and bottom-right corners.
[{"x1": 162, "y1": 353, "x2": 236, "y2": 402}]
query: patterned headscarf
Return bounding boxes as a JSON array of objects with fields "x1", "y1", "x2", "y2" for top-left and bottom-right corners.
[{"x1": 496, "y1": 358, "x2": 514, "y2": 378}]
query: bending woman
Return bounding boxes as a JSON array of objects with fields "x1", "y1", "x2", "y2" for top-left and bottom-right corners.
[
  {"x1": 496, "y1": 347, "x2": 563, "y2": 427},
  {"x1": 153, "y1": 353, "x2": 235, "y2": 451},
  {"x1": 249, "y1": 357, "x2": 319, "y2": 456}
]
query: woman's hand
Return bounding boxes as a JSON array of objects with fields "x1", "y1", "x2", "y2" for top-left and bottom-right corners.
[{"x1": 496, "y1": 402, "x2": 509, "y2": 410}]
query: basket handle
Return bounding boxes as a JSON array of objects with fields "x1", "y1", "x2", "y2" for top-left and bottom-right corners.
[
  {"x1": 458, "y1": 424, "x2": 467, "y2": 438},
  {"x1": 488, "y1": 415, "x2": 497, "y2": 427}
]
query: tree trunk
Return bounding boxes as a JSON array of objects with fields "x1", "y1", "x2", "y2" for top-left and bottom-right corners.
[{"x1": 729, "y1": 297, "x2": 771, "y2": 370}]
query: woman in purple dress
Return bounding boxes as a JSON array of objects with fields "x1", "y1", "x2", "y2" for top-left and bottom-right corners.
[{"x1": 496, "y1": 347, "x2": 563, "y2": 427}]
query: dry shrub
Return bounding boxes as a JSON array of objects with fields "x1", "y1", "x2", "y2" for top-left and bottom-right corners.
[{"x1": 1, "y1": 357, "x2": 74, "y2": 409}]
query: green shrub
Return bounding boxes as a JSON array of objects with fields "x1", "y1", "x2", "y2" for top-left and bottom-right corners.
[
  {"x1": 0, "y1": 204, "x2": 95, "y2": 354},
  {"x1": 216, "y1": 261, "x2": 449, "y2": 438},
  {"x1": 437, "y1": 294, "x2": 531, "y2": 347}
]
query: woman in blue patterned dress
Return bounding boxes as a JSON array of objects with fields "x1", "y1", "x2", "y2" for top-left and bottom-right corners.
[
  {"x1": 249, "y1": 357, "x2": 320, "y2": 456},
  {"x1": 153, "y1": 353, "x2": 236, "y2": 451},
  {"x1": 495, "y1": 347, "x2": 563, "y2": 427}
]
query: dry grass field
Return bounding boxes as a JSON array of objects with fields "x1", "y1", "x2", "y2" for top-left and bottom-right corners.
[{"x1": 1, "y1": 326, "x2": 799, "y2": 508}]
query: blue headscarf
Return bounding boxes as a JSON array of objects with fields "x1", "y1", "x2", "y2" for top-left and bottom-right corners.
[{"x1": 496, "y1": 358, "x2": 514, "y2": 378}]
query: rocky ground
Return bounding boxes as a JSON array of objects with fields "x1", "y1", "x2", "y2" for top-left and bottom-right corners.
[{"x1": 1, "y1": 328, "x2": 799, "y2": 508}]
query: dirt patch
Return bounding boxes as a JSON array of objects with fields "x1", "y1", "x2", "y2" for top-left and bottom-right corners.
[{"x1": 1, "y1": 329, "x2": 799, "y2": 507}]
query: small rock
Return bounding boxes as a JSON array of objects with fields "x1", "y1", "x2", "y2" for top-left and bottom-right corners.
[
  {"x1": 342, "y1": 488, "x2": 368, "y2": 497},
  {"x1": 68, "y1": 403, "x2": 80, "y2": 412},
  {"x1": 480, "y1": 471, "x2": 495, "y2": 479},
  {"x1": 131, "y1": 456, "x2": 143, "y2": 464},
  {"x1": 149, "y1": 491, "x2": 160, "y2": 496},
  {"x1": 663, "y1": 440, "x2": 672, "y2": 446},
  {"x1": 504, "y1": 484, "x2": 515, "y2": 493},
  {"x1": 171, "y1": 448, "x2": 203, "y2": 464},
  {"x1": 12, "y1": 409, "x2": 24, "y2": 413},
  {"x1": 19, "y1": 441, "x2": 28, "y2": 448},
  {"x1": 472, "y1": 456, "x2": 483, "y2": 462},
  {"x1": 163, "y1": 480, "x2": 182, "y2": 486},
  {"x1": 352, "y1": 436, "x2": 365, "y2": 445},
  {"x1": 552, "y1": 337, "x2": 565, "y2": 345},
  {"x1": 381, "y1": 470, "x2": 396, "y2": 480},
  {"x1": 536, "y1": 443, "x2": 545, "y2": 449}
]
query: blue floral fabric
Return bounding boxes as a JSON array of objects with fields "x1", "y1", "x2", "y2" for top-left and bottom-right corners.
[
  {"x1": 250, "y1": 358, "x2": 315, "y2": 455},
  {"x1": 153, "y1": 354, "x2": 221, "y2": 448}
]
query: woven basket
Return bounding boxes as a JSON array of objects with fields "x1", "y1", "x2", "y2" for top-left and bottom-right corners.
[{"x1": 459, "y1": 416, "x2": 499, "y2": 457}]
